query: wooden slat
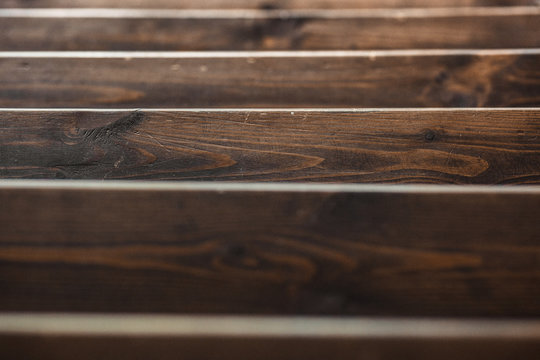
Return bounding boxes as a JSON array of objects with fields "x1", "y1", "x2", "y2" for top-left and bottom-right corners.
[
  {"x1": 1, "y1": 181, "x2": 539, "y2": 316},
  {"x1": 1, "y1": 0, "x2": 537, "y2": 9},
  {"x1": 1, "y1": 109, "x2": 539, "y2": 184},
  {"x1": 1, "y1": 9, "x2": 539, "y2": 50},
  {"x1": 1, "y1": 50, "x2": 539, "y2": 107},
  {"x1": 1, "y1": 315, "x2": 540, "y2": 360}
]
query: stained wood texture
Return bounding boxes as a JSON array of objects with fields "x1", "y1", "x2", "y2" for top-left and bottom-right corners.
[
  {"x1": 2, "y1": 9, "x2": 539, "y2": 50},
  {"x1": 1, "y1": 51, "x2": 539, "y2": 107},
  {"x1": 1, "y1": 109, "x2": 540, "y2": 184},
  {"x1": 1, "y1": 315, "x2": 540, "y2": 360},
  {"x1": 1, "y1": 0, "x2": 537, "y2": 8},
  {"x1": 0, "y1": 181, "x2": 539, "y2": 316}
]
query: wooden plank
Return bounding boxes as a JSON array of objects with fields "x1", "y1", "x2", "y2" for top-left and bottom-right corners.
[
  {"x1": 1, "y1": 109, "x2": 539, "y2": 184},
  {"x1": 0, "y1": 181, "x2": 539, "y2": 316},
  {"x1": 1, "y1": 50, "x2": 539, "y2": 107},
  {"x1": 1, "y1": 0, "x2": 537, "y2": 9},
  {"x1": 1, "y1": 9, "x2": 539, "y2": 50},
  {"x1": 1, "y1": 315, "x2": 540, "y2": 360}
]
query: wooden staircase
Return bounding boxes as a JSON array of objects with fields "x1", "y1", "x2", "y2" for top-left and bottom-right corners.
[{"x1": 0, "y1": 1, "x2": 539, "y2": 358}]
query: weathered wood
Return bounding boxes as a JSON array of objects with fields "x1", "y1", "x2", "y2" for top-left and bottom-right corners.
[
  {"x1": 1, "y1": 109, "x2": 539, "y2": 184},
  {"x1": 1, "y1": 315, "x2": 540, "y2": 360},
  {"x1": 1, "y1": 50, "x2": 539, "y2": 107},
  {"x1": 0, "y1": 181, "x2": 539, "y2": 316},
  {"x1": 2, "y1": 9, "x2": 539, "y2": 50},
  {"x1": 1, "y1": 0, "x2": 537, "y2": 9}
]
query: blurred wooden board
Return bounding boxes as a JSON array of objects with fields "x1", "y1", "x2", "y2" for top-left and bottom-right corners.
[
  {"x1": 1, "y1": 8, "x2": 539, "y2": 50},
  {"x1": 0, "y1": 181, "x2": 539, "y2": 316},
  {"x1": 1, "y1": 50, "x2": 539, "y2": 107}
]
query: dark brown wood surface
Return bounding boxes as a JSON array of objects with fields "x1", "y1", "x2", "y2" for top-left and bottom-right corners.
[
  {"x1": 1, "y1": 181, "x2": 539, "y2": 316},
  {"x1": 2, "y1": 11, "x2": 539, "y2": 50},
  {"x1": 1, "y1": 0, "x2": 537, "y2": 8},
  {"x1": 3, "y1": 334, "x2": 540, "y2": 360},
  {"x1": 1, "y1": 109, "x2": 539, "y2": 183},
  {"x1": 1, "y1": 315, "x2": 540, "y2": 360},
  {"x1": 1, "y1": 51, "x2": 539, "y2": 107}
]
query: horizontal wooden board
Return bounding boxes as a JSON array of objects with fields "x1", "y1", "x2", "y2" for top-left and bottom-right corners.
[
  {"x1": 1, "y1": 181, "x2": 539, "y2": 316},
  {"x1": 1, "y1": 109, "x2": 539, "y2": 184},
  {"x1": 1, "y1": 9, "x2": 539, "y2": 50},
  {"x1": 1, "y1": 0, "x2": 537, "y2": 9},
  {"x1": 1, "y1": 50, "x2": 539, "y2": 107},
  {"x1": 1, "y1": 315, "x2": 540, "y2": 360}
]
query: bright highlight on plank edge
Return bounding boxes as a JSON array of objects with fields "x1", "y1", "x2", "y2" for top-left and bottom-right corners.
[
  {"x1": 1, "y1": 314, "x2": 540, "y2": 338},
  {"x1": 0, "y1": 180, "x2": 539, "y2": 194},
  {"x1": 1, "y1": 49, "x2": 539, "y2": 58},
  {"x1": 0, "y1": 6, "x2": 539, "y2": 19},
  {"x1": 0, "y1": 107, "x2": 539, "y2": 112}
]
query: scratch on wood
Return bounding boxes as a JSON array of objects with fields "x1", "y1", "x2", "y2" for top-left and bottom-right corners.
[
  {"x1": 140, "y1": 130, "x2": 171, "y2": 152},
  {"x1": 82, "y1": 111, "x2": 143, "y2": 141}
]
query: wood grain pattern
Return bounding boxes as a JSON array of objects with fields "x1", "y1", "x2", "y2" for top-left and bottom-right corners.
[
  {"x1": 2, "y1": 12, "x2": 539, "y2": 50},
  {"x1": 1, "y1": 315, "x2": 540, "y2": 360},
  {"x1": 1, "y1": 51, "x2": 539, "y2": 107},
  {"x1": 1, "y1": 109, "x2": 539, "y2": 184},
  {"x1": 0, "y1": 181, "x2": 539, "y2": 316},
  {"x1": 2, "y1": 0, "x2": 537, "y2": 9}
]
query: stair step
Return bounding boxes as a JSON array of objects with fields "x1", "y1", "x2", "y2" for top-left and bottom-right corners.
[
  {"x1": 1, "y1": 49, "x2": 539, "y2": 108},
  {"x1": 1, "y1": 8, "x2": 539, "y2": 50},
  {"x1": 1, "y1": 181, "x2": 539, "y2": 316},
  {"x1": 1, "y1": 108, "x2": 539, "y2": 183}
]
